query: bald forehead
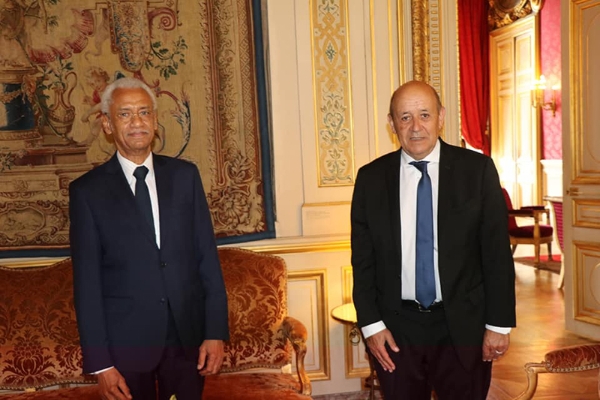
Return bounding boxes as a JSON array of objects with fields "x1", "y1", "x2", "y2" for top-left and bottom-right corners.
[{"x1": 389, "y1": 81, "x2": 441, "y2": 116}]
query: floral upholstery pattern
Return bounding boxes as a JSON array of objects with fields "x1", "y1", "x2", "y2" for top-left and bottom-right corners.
[
  {"x1": 218, "y1": 247, "x2": 291, "y2": 372},
  {"x1": 545, "y1": 344, "x2": 600, "y2": 372},
  {"x1": 0, "y1": 250, "x2": 311, "y2": 398},
  {"x1": 0, "y1": 259, "x2": 96, "y2": 391}
]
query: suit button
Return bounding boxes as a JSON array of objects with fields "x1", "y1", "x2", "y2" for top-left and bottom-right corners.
[
  {"x1": 161, "y1": 262, "x2": 167, "y2": 268},
  {"x1": 160, "y1": 298, "x2": 166, "y2": 304}
]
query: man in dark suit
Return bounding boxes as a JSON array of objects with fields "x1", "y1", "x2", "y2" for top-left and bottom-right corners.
[
  {"x1": 351, "y1": 80, "x2": 516, "y2": 399},
  {"x1": 69, "y1": 77, "x2": 229, "y2": 400}
]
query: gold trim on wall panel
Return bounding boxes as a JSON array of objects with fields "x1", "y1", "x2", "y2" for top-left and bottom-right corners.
[
  {"x1": 397, "y1": 0, "x2": 409, "y2": 84},
  {"x1": 369, "y1": 0, "x2": 381, "y2": 156},
  {"x1": 573, "y1": 199, "x2": 600, "y2": 229},
  {"x1": 388, "y1": 0, "x2": 395, "y2": 91},
  {"x1": 236, "y1": 239, "x2": 351, "y2": 255},
  {"x1": 573, "y1": 241, "x2": 600, "y2": 326},
  {"x1": 430, "y1": 0, "x2": 446, "y2": 142},
  {"x1": 0, "y1": 257, "x2": 67, "y2": 268},
  {"x1": 570, "y1": 0, "x2": 600, "y2": 185},
  {"x1": 428, "y1": 0, "x2": 442, "y2": 92},
  {"x1": 411, "y1": 0, "x2": 429, "y2": 82},
  {"x1": 454, "y1": 0, "x2": 462, "y2": 143},
  {"x1": 408, "y1": 0, "x2": 444, "y2": 139},
  {"x1": 341, "y1": 266, "x2": 370, "y2": 378},
  {"x1": 288, "y1": 270, "x2": 330, "y2": 380},
  {"x1": 310, "y1": 0, "x2": 355, "y2": 187}
]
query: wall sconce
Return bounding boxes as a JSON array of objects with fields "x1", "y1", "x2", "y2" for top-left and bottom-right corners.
[{"x1": 531, "y1": 75, "x2": 558, "y2": 117}]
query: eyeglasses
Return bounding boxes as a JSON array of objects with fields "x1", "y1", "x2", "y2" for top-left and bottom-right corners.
[{"x1": 114, "y1": 109, "x2": 154, "y2": 122}]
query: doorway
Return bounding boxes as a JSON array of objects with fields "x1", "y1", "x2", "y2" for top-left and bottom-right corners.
[{"x1": 489, "y1": 15, "x2": 541, "y2": 208}]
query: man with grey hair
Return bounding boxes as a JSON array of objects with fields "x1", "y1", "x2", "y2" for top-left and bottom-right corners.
[{"x1": 70, "y1": 77, "x2": 229, "y2": 400}]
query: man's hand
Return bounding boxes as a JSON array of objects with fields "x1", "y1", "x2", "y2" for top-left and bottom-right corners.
[
  {"x1": 482, "y1": 329, "x2": 510, "y2": 362},
  {"x1": 197, "y1": 339, "x2": 225, "y2": 376},
  {"x1": 365, "y1": 329, "x2": 399, "y2": 372},
  {"x1": 97, "y1": 368, "x2": 132, "y2": 400}
]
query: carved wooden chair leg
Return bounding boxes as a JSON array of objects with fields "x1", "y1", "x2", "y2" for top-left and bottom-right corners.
[
  {"x1": 514, "y1": 362, "x2": 546, "y2": 400},
  {"x1": 557, "y1": 260, "x2": 565, "y2": 289}
]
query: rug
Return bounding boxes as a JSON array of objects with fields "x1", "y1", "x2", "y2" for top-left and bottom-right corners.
[{"x1": 513, "y1": 255, "x2": 562, "y2": 274}]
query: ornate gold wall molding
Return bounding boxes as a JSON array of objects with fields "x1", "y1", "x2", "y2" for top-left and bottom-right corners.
[
  {"x1": 489, "y1": 0, "x2": 544, "y2": 30},
  {"x1": 288, "y1": 270, "x2": 331, "y2": 380},
  {"x1": 573, "y1": 241, "x2": 600, "y2": 326},
  {"x1": 411, "y1": 0, "x2": 429, "y2": 82},
  {"x1": 310, "y1": 0, "x2": 355, "y2": 187},
  {"x1": 570, "y1": 0, "x2": 600, "y2": 185},
  {"x1": 409, "y1": 0, "x2": 442, "y2": 94},
  {"x1": 428, "y1": 1, "x2": 442, "y2": 93}
]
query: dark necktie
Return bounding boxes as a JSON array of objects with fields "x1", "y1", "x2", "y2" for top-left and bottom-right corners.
[
  {"x1": 410, "y1": 161, "x2": 435, "y2": 308},
  {"x1": 133, "y1": 166, "x2": 155, "y2": 235}
]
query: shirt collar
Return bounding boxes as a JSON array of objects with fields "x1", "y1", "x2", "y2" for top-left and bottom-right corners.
[
  {"x1": 400, "y1": 139, "x2": 441, "y2": 166},
  {"x1": 116, "y1": 152, "x2": 154, "y2": 185}
]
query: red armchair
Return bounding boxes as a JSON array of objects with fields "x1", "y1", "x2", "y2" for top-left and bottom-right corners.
[{"x1": 502, "y1": 189, "x2": 553, "y2": 267}]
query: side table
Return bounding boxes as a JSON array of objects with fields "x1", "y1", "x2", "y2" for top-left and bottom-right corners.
[{"x1": 331, "y1": 303, "x2": 379, "y2": 400}]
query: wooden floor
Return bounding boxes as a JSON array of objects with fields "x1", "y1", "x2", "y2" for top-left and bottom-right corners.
[
  {"x1": 488, "y1": 262, "x2": 599, "y2": 399},
  {"x1": 316, "y1": 262, "x2": 599, "y2": 400}
]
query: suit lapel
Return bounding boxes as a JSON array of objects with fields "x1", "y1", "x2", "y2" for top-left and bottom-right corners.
[
  {"x1": 437, "y1": 141, "x2": 455, "y2": 222},
  {"x1": 105, "y1": 153, "x2": 158, "y2": 248},
  {"x1": 386, "y1": 150, "x2": 402, "y2": 262},
  {"x1": 104, "y1": 154, "x2": 135, "y2": 208},
  {"x1": 153, "y1": 154, "x2": 172, "y2": 250}
]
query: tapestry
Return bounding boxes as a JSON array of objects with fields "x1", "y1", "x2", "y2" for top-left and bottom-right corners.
[{"x1": 0, "y1": 0, "x2": 274, "y2": 256}]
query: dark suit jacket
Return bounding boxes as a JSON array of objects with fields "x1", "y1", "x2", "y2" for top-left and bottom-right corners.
[
  {"x1": 351, "y1": 139, "x2": 516, "y2": 370},
  {"x1": 69, "y1": 153, "x2": 229, "y2": 373}
]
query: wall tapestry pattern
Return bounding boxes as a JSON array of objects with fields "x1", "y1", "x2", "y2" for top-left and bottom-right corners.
[{"x1": 0, "y1": 0, "x2": 274, "y2": 255}]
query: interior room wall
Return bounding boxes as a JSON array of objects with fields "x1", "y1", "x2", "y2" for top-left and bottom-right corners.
[
  {"x1": 539, "y1": 1, "x2": 563, "y2": 200},
  {"x1": 246, "y1": 0, "x2": 460, "y2": 396},
  {"x1": 540, "y1": 0, "x2": 562, "y2": 161},
  {"x1": 1, "y1": 0, "x2": 461, "y2": 396}
]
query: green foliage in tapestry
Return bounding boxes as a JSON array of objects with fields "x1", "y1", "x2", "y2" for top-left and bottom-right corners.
[{"x1": 145, "y1": 36, "x2": 188, "y2": 80}]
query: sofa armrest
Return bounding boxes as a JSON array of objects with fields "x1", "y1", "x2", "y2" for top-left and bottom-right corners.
[
  {"x1": 515, "y1": 344, "x2": 600, "y2": 400},
  {"x1": 281, "y1": 316, "x2": 312, "y2": 396}
]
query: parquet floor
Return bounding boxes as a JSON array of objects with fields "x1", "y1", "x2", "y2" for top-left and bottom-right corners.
[
  {"x1": 488, "y1": 262, "x2": 599, "y2": 399},
  {"x1": 316, "y1": 262, "x2": 599, "y2": 400}
]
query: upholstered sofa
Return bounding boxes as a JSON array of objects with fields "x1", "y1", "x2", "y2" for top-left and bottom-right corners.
[
  {"x1": 0, "y1": 248, "x2": 312, "y2": 399},
  {"x1": 515, "y1": 343, "x2": 600, "y2": 399}
]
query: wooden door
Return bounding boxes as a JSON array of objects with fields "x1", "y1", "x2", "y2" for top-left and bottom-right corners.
[
  {"x1": 563, "y1": 0, "x2": 600, "y2": 339},
  {"x1": 490, "y1": 16, "x2": 541, "y2": 208}
]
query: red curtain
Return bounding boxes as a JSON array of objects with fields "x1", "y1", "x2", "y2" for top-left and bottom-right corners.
[{"x1": 458, "y1": 0, "x2": 490, "y2": 155}]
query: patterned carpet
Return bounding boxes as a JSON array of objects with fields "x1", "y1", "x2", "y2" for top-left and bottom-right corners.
[{"x1": 313, "y1": 390, "x2": 382, "y2": 400}]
